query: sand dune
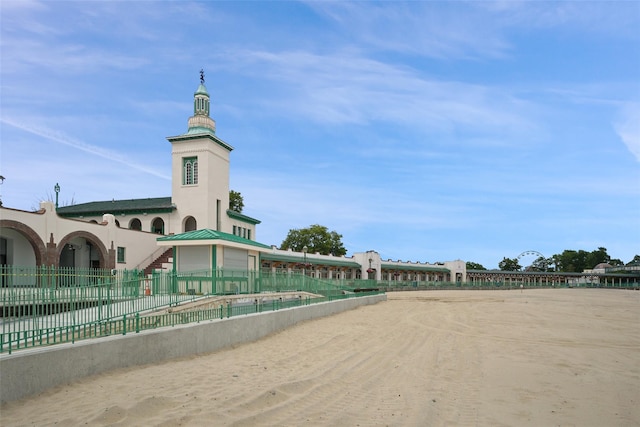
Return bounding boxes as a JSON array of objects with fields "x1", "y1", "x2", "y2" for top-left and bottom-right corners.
[{"x1": 1, "y1": 289, "x2": 638, "y2": 426}]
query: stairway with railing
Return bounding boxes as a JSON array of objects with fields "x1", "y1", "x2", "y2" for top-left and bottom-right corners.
[{"x1": 143, "y1": 248, "x2": 173, "y2": 276}]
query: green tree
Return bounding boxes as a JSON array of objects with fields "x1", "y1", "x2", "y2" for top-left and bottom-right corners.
[
  {"x1": 553, "y1": 249, "x2": 588, "y2": 272},
  {"x1": 609, "y1": 258, "x2": 624, "y2": 267},
  {"x1": 585, "y1": 247, "x2": 610, "y2": 269},
  {"x1": 499, "y1": 257, "x2": 522, "y2": 271},
  {"x1": 466, "y1": 262, "x2": 486, "y2": 270},
  {"x1": 229, "y1": 190, "x2": 244, "y2": 213},
  {"x1": 529, "y1": 256, "x2": 553, "y2": 272},
  {"x1": 551, "y1": 247, "x2": 619, "y2": 272},
  {"x1": 627, "y1": 255, "x2": 640, "y2": 265},
  {"x1": 280, "y1": 224, "x2": 347, "y2": 256}
]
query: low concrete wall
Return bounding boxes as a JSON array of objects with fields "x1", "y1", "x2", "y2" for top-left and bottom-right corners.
[{"x1": 0, "y1": 294, "x2": 386, "y2": 404}]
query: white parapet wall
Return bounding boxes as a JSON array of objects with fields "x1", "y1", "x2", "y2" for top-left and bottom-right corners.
[{"x1": 0, "y1": 294, "x2": 386, "y2": 404}]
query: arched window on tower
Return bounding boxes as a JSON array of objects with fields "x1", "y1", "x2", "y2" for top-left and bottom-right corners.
[
  {"x1": 183, "y1": 157, "x2": 198, "y2": 185},
  {"x1": 129, "y1": 218, "x2": 142, "y2": 231}
]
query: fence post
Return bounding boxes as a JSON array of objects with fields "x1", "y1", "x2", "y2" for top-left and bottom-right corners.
[
  {"x1": 135, "y1": 313, "x2": 140, "y2": 333},
  {"x1": 122, "y1": 315, "x2": 127, "y2": 335}
]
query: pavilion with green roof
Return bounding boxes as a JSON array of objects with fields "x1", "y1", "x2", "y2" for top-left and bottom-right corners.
[{"x1": 157, "y1": 229, "x2": 271, "y2": 274}]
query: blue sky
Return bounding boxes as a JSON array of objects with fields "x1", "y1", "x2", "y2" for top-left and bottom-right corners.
[{"x1": 1, "y1": 1, "x2": 639, "y2": 268}]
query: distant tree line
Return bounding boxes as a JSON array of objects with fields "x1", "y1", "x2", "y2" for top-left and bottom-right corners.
[{"x1": 467, "y1": 248, "x2": 639, "y2": 273}]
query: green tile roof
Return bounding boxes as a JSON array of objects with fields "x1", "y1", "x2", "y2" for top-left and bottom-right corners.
[
  {"x1": 57, "y1": 197, "x2": 174, "y2": 216},
  {"x1": 157, "y1": 229, "x2": 271, "y2": 249},
  {"x1": 381, "y1": 262, "x2": 450, "y2": 273},
  {"x1": 261, "y1": 252, "x2": 361, "y2": 268},
  {"x1": 227, "y1": 209, "x2": 261, "y2": 224}
]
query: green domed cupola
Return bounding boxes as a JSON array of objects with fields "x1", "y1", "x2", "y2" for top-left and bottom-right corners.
[{"x1": 187, "y1": 69, "x2": 216, "y2": 135}]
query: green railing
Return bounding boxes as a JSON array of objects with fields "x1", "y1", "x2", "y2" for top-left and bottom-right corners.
[
  {"x1": 0, "y1": 266, "x2": 381, "y2": 354},
  {"x1": 7, "y1": 265, "x2": 632, "y2": 354},
  {"x1": 377, "y1": 279, "x2": 639, "y2": 290},
  {"x1": 1, "y1": 291, "x2": 380, "y2": 354}
]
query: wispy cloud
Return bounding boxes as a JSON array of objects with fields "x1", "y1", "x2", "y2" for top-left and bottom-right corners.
[
  {"x1": 480, "y1": 1, "x2": 640, "y2": 39},
  {"x1": 1, "y1": 117, "x2": 170, "y2": 180},
  {"x1": 0, "y1": 35, "x2": 148, "y2": 74},
  {"x1": 306, "y1": 2, "x2": 512, "y2": 59},
  {"x1": 228, "y1": 49, "x2": 536, "y2": 138}
]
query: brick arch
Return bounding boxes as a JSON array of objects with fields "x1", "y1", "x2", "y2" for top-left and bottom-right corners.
[
  {"x1": 0, "y1": 219, "x2": 46, "y2": 266},
  {"x1": 57, "y1": 231, "x2": 111, "y2": 269}
]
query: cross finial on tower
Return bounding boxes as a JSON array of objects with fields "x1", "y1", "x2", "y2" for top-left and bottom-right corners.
[{"x1": 200, "y1": 69, "x2": 205, "y2": 84}]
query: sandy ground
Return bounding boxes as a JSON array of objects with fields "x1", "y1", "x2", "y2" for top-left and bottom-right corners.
[{"x1": 1, "y1": 289, "x2": 638, "y2": 427}]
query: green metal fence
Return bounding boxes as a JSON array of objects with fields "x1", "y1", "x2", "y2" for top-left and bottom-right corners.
[
  {"x1": 377, "y1": 279, "x2": 639, "y2": 290},
  {"x1": 1, "y1": 291, "x2": 377, "y2": 354},
  {"x1": 0, "y1": 266, "x2": 380, "y2": 354},
  {"x1": 6, "y1": 265, "x2": 633, "y2": 354}
]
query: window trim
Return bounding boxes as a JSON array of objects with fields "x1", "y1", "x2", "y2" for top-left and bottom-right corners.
[{"x1": 117, "y1": 246, "x2": 126, "y2": 264}]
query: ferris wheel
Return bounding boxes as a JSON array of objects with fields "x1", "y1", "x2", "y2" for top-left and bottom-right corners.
[{"x1": 517, "y1": 250, "x2": 547, "y2": 270}]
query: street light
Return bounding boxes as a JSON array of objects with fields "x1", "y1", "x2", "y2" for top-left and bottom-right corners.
[
  {"x1": 54, "y1": 183, "x2": 60, "y2": 209},
  {"x1": 0, "y1": 175, "x2": 4, "y2": 206}
]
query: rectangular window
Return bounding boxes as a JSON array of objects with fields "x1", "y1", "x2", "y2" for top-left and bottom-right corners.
[
  {"x1": 117, "y1": 247, "x2": 126, "y2": 263},
  {"x1": 182, "y1": 157, "x2": 198, "y2": 185},
  {"x1": 247, "y1": 229, "x2": 251, "y2": 240},
  {"x1": 216, "y1": 199, "x2": 221, "y2": 231}
]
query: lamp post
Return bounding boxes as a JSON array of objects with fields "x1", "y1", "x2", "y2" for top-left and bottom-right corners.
[
  {"x1": 54, "y1": 183, "x2": 60, "y2": 209},
  {"x1": 302, "y1": 245, "x2": 308, "y2": 272}
]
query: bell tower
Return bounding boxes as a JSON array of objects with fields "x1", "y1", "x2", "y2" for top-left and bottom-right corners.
[{"x1": 167, "y1": 70, "x2": 233, "y2": 232}]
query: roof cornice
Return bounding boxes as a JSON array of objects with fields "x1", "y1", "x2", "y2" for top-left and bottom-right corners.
[
  {"x1": 166, "y1": 133, "x2": 233, "y2": 152},
  {"x1": 227, "y1": 209, "x2": 261, "y2": 224}
]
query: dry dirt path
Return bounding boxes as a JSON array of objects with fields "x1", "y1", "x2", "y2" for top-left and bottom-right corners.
[{"x1": 1, "y1": 289, "x2": 638, "y2": 426}]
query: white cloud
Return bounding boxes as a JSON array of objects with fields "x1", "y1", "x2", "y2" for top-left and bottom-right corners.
[
  {"x1": 229, "y1": 49, "x2": 535, "y2": 138},
  {"x1": 614, "y1": 103, "x2": 640, "y2": 163},
  {"x1": 477, "y1": 1, "x2": 640, "y2": 39},
  {"x1": 306, "y1": 2, "x2": 512, "y2": 59}
]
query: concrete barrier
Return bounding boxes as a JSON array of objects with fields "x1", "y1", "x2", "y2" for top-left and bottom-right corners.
[{"x1": 0, "y1": 294, "x2": 386, "y2": 404}]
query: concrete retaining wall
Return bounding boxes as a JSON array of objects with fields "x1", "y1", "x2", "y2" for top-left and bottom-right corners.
[{"x1": 0, "y1": 294, "x2": 386, "y2": 404}]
